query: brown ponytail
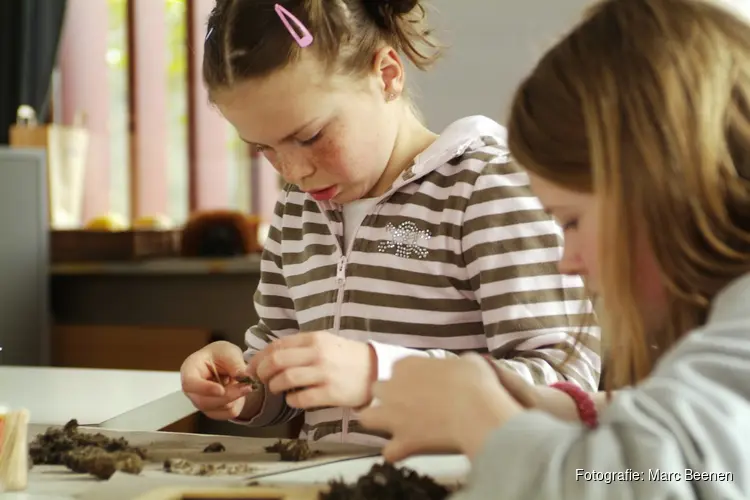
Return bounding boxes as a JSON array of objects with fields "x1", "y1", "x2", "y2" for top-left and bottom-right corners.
[
  {"x1": 361, "y1": 0, "x2": 441, "y2": 71},
  {"x1": 203, "y1": 0, "x2": 442, "y2": 97}
]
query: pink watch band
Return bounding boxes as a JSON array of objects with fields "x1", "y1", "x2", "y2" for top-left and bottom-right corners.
[{"x1": 550, "y1": 381, "x2": 599, "y2": 429}]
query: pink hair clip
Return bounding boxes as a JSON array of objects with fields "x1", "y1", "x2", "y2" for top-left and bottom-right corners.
[{"x1": 274, "y1": 3, "x2": 313, "y2": 48}]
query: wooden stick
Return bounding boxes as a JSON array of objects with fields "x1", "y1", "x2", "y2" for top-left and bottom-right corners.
[
  {"x1": 0, "y1": 408, "x2": 30, "y2": 492},
  {"x1": 209, "y1": 358, "x2": 222, "y2": 384}
]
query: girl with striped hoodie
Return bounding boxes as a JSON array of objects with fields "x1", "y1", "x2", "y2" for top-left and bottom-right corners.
[{"x1": 180, "y1": 0, "x2": 600, "y2": 445}]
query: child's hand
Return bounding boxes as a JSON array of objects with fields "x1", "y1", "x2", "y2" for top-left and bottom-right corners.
[
  {"x1": 358, "y1": 353, "x2": 523, "y2": 463},
  {"x1": 246, "y1": 332, "x2": 377, "y2": 409},
  {"x1": 180, "y1": 341, "x2": 257, "y2": 420}
]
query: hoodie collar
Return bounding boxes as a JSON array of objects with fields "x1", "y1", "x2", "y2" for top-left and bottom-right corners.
[{"x1": 385, "y1": 115, "x2": 508, "y2": 195}]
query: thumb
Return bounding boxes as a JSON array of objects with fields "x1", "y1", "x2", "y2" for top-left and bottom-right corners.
[
  {"x1": 210, "y1": 341, "x2": 247, "y2": 374},
  {"x1": 382, "y1": 439, "x2": 417, "y2": 464}
]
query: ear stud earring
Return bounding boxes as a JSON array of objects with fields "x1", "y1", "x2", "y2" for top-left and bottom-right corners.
[{"x1": 386, "y1": 92, "x2": 397, "y2": 102}]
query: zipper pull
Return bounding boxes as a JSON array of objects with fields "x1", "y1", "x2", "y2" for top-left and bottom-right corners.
[{"x1": 336, "y1": 255, "x2": 347, "y2": 284}]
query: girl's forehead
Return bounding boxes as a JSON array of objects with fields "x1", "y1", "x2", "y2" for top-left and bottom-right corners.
[
  {"x1": 529, "y1": 174, "x2": 594, "y2": 213},
  {"x1": 215, "y1": 68, "x2": 340, "y2": 142},
  {"x1": 529, "y1": 175, "x2": 573, "y2": 202},
  {"x1": 216, "y1": 59, "x2": 369, "y2": 145}
]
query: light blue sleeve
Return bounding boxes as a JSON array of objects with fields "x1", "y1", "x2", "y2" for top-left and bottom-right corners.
[{"x1": 452, "y1": 320, "x2": 750, "y2": 500}]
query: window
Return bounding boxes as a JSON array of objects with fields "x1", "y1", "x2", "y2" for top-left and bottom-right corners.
[
  {"x1": 228, "y1": 131, "x2": 252, "y2": 213},
  {"x1": 106, "y1": 0, "x2": 129, "y2": 221},
  {"x1": 58, "y1": 0, "x2": 271, "y2": 228},
  {"x1": 165, "y1": 0, "x2": 189, "y2": 223}
]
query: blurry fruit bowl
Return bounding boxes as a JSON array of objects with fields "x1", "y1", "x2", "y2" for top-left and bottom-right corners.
[
  {"x1": 84, "y1": 213, "x2": 129, "y2": 231},
  {"x1": 52, "y1": 213, "x2": 179, "y2": 263},
  {"x1": 132, "y1": 214, "x2": 174, "y2": 230},
  {"x1": 84, "y1": 213, "x2": 174, "y2": 231}
]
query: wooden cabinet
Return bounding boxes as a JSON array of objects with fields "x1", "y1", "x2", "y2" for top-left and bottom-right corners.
[
  {"x1": 51, "y1": 324, "x2": 213, "y2": 432},
  {"x1": 51, "y1": 324, "x2": 212, "y2": 371}
]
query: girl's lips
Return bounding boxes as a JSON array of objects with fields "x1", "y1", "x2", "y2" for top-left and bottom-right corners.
[{"x1": 309, "y1": 186, "x2": 337, "y2": 201}]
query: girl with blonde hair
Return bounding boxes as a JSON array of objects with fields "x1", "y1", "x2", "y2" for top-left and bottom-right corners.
[{"x1": 360, "y1": 0, "x2": 750, "y2": 497}]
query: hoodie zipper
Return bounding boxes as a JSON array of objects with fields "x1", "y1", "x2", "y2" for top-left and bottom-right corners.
[
  {"x1": 323, "y1": 200, "x2": 385, "y2": 443},
  {"x1": 335, "y1": 217, "x2": 362, "y2": 443},
  {"x1": 332, "y1": 253, "x2": 347, "y2": 333}
]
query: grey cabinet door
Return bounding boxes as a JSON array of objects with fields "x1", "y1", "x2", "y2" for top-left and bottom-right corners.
[{"x1": 0, "y1": 147, "x2": 49, "y2": 366}]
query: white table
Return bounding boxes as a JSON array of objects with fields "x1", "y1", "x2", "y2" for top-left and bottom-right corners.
[
  {"x1": 4, "y1": 424, "x2": 470, "y2": 499},
  {"x1": 262, "y1": 454, "x2": 470, "y2": 485},
  {"x1": 15, "y1": 454, "x2": 470, "y2": 499},
  {"x1": 0, "y1": 366, "x2": 195, "y2": 431}
]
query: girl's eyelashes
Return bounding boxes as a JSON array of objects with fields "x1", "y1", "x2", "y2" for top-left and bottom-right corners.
[
  {"x1": 298, "y1": 130, "x2": 323, "y2": 147},
  {"x1": 561, "y1": 218, "x2": 579, "y2": 231},
  {"x1": 248, "y1": 127, "x2": 325, "y2": 152}
]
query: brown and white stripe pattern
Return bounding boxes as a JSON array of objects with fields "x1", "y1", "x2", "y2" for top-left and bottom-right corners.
[{"x1": 240, "y1": 116, "x2": 600, "y2": 445}]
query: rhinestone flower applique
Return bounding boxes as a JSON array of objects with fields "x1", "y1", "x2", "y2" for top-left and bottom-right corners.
[{"x1": 377, "y1": 221, "x2": 432, "y2": 259}]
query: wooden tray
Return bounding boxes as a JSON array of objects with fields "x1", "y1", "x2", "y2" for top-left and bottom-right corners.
[
  {"x1": 50, "y1": 229, "x2": 180, "y2": 262},
  {"x1": 134, "y1": 485, "x2": 325, "y2": 500},
  {"x1": 26, "y1": 425, "x2": 380, "y2": 481}
]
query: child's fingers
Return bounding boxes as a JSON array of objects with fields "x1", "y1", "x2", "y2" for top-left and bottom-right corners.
[
  {"x1": 181, "y1": 342, "x2": 247, "y2": 396},
  {"x1": 247, "y1": 332, "x2": 329, "y2": 378},
  {"x1": 202, "y1": 398, "x2": 246, "y2": 421},
  {"x1": 187, "y1": 386, "x2": 252, "y2": 413},
  {"x1": 381, "y1": 438, "x2": 419, "y2": 464},
  {"x1": 212, "y1": 346, "x2": 250, "y2": 378},
  {"x1": 266, "y1": 366, "x2": 324, "y2": 394},
  {"x1": 255, "y1": 347, "x2": 318, "y2": 383},
  {"x1": 358, "y1": 405, "x2": 389, "y2": 432},
  {"x1": 181, "y1": 364, "x2": 226, "y2": 397},
  {"x1": 284, "y1": 385, "x2": 331, "y2": 409},
  {"x1": 223, "y1": 383, "x2": 254, "y2": 402},
  {"x1": 187, "y1": 394, "x2": 231, "y2": 412}
]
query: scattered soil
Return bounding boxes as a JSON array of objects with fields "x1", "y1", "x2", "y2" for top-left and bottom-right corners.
[
  {"x1": 234, "y1": 375, "x2": 263, "y2": 391},
  {"x1": 319, "y1": 462, "x2": 452, "y2": 500},
  {"x1": 28, "y1": 419, "x2": 146, "y2": 479},
  {"x1": 264, "y1": 439, "x2": 321, "y2": 462},
  {"x1": 202, "y1": 442, "x2": 226, "y2": 453},
  {"x1": 64, "y1": 446, "x2": 143, "y2": 480},
  {"x1": 163, "y1": 458, "x2": 256, "y2": 476}
]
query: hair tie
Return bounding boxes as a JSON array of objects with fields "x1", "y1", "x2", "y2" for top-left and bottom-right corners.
[{"x1": 383, "y1": 0, "x2": 418, "y2": 15}]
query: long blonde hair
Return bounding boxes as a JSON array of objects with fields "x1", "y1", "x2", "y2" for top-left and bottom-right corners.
[{"x1": 507, "y1": 0, "x2": 750, "y2": 390}]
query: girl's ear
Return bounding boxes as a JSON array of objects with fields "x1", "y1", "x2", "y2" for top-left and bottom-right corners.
[{"x1": 372, "y1": 46, "x2": 405, "y2": 98}]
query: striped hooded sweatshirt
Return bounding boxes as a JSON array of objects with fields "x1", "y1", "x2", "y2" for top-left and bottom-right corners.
[{"x1": 239, "y1": 115, "x2": 601, "y2": 445}]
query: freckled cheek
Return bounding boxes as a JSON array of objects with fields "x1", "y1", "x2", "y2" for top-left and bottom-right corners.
[
  {"x1": 262, "y1": 151, "x2": 308, "y2": 181},
  {"x1": 311, "y1": 139, "x2": 353, "y2": 180}
]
